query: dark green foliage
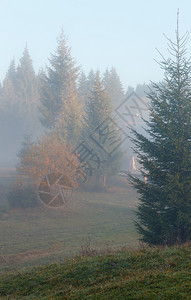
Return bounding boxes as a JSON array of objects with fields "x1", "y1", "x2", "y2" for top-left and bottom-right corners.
[
  {"x1": 7, "y1": 183, "x2": 39, "y2": 209},
  {"x1": 130, "y1": 29, "x2": 191, "y2": 245}
]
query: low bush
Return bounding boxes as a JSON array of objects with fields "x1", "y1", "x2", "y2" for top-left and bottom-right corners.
[
  {"x1": 7, "y1": 183, "x2": 39, "y2": 209},
  {"x1": 0, "y1": 198, "x2": 10, "y2": 213}
]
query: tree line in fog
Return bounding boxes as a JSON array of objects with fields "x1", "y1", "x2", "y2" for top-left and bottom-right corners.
[{"x1": 0, "y1": 31, "x2": 149, "y2": 170}]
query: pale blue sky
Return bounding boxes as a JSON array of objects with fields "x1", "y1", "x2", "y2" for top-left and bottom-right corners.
[{"x1": 0, "y1": 0, "x2": 191, "y2": 89}]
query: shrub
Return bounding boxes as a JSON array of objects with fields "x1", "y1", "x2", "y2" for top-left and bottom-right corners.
[
  {"x1": 7, "y1": 183, "x2": 39, "y2": 209},
  {"x1": 0, "y1": 198, "x2": 10, "y2": 214}
]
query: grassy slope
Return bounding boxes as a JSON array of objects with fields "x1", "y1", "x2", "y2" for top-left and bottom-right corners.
[
  {"x1": 0, "y1": 177, "x2": 139, "y2": 273},
  {"x1": 0, "y1": 244, "x2": 191, "y2": 299}
]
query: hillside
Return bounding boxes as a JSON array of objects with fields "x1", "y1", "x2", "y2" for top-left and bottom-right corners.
[
  {"x1": 0, "y1": 174, "x2": 139, "y2": 273},
  {"x1": 0, "y1": 244, "x2": 190, "y2": 299}
]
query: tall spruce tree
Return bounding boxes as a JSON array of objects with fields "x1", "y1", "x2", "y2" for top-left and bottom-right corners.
[
  {"x1": 0, "y1": 48, "x2": 42, "y2": 167},
  {"x1": 16, "y1": 47, "x2": 41, "y2": 135},
  {"x1": 130, "y1": 19, "x2": 191, "y2": 245},
  {"x1": 55, "y1": 75, "x2": 83, "y2": 146},
  {"x1": 135, "y1": 83, "x2": 150, "y2": 98},
  {"x1": 77, "y1": 69, "x2": 96, "y2": 109},
  {"x1": 87, "y1": 69, "x2": 95, "y2": 92},
  {"x1": 84, "y1": 71, "x2": 111, "y2": 133},
  {"x1": 39, "y1": 31, "x2": 81, "y2": 141},
  {"x1": 103, "y1": 67, "x2": 124, "y2": 108},
  {"x1": 83, "y1": 71, "x2": 123, "y2": 186},
  {"x1": 126, "y1": 85, "x2": 134, "y2": 97},
  {"x1": 0, "y1": 53, "x2": 40, "y2": 166},
  {"x1": 77, "y1": 71, "x2": 88, "y2": 105},
  {"x1": 0, "y1": 59, "x2": 18, "y2": 111},
  {"x1": 16, "y1": 46, "x2": 39, "y2": 111},
  {"x1": 7, "y1": 59, "x2": 17, "y2": 86}
]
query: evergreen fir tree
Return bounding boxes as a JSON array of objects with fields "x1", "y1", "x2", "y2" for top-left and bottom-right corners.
[
  {"x1": 0, "y1": 50, "x2": 41, "y2": 167},
  {"x1": 83, "y1": 71, "x2": 123, "y2": 186},
  {"x1": 125, "y1": 85, "x2": 134, "y2": 97},
  {"x1": 77, "y1": 71, "x2": 88, "y2": 105},
  {"x1": 0, "y1": 76, "x2": 16, "y2": 112},
  {"x1": 135, "y1": 83, "x2": 150, "y2": 98},
  {"x1": 16, "y1": 47, "x2": 41, "y2": 135},
  {"x1": 16, "y1": 46, "x2": 39, "y2": 111},
  {"x1": 7, "y1": 58, "x2": 17, "y2": 86},
  {"x1": 85, "y1": 71, "x2": 111, "y2": 129},
  {"x1": 77, "y1": 69, "x2": 96, "y2": 109},
  {"x1": 39, "y1": 31, "x2": 80, "y2": 132},
  {"x1": 55, "y1": 74, "x2": 83, "y2": 147},
  {"x1": 130, "y1": 20, "x2": 191, "y2": 245},
  {"x1": 103, "y1": 67, "x2": 124, "y2": 108},
  {"x1": 0, "y1": 59, "x2": 18, "y2": 111},
  {"x1": 17, "y1": 133, "x2": 33, "y2": 176},
  {"x1": 87, "y1": 69, "x2": 95, "y2": 94},
  {"x1": 0, "y1": 63, "x2": 24, "y2": 167}
]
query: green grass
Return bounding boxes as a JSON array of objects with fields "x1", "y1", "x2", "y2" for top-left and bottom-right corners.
[
  {"x1": 0, "y1": 244, "x2": 190, "y2": 299},
  {"x1": 0, "y1": 174, "x2": 139, "y2": 273}
]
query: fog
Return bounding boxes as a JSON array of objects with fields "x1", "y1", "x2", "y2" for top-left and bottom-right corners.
[
  {"x1": 0, "y1": 73, "x2": 149, "y2": 169},
  {"x1": 0, "y1": 48, "x2": 150, "y2": 270},
  {"x1": 1, "y1": 0, "x2": 190, "y2": 277}
]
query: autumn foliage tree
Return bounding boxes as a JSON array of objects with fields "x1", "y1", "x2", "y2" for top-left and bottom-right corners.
[{"x1": 17, "y1": 133, "x2": 81, "y2": 187}]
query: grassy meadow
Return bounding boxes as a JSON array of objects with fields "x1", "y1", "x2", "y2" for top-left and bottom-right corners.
[
  {"x1": 0, "y1": 170, "x2": 139, "y2": 273},
  {"x1": 0, "y1": 244, "x2": 190, "y2": 299},
  {"x1": 0, "y1": 171, "x2": 191, "y2": 299}
]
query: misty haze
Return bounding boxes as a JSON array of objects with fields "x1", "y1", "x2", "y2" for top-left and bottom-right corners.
[{"x1": 0, "y1": 1, "x2": 191, "y2": 299}]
